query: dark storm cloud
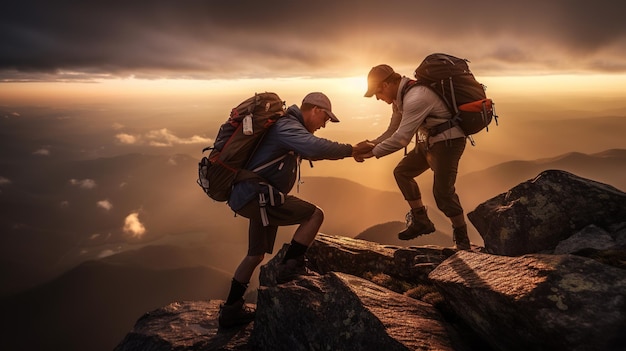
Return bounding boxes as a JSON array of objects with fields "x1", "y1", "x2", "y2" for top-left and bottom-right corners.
[{"x1": 1, "y1": 0, "x2": 625, "y2": 81}]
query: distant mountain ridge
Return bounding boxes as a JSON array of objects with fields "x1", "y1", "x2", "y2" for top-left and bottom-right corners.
[
  {"x1": 0, "y1": 244, "x2": 232, "y2": 351},
  {"x1": 457, "y1": 148, "x2": 626, "y2": 205}
]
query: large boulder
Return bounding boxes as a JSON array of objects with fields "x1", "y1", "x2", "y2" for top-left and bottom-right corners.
[
  {"x1": 554, "y1": 224, "x2": 624, "y2": 254},
  {"x1": 260, "y1": 233, "x2": 454, "y2": 289},
  {"x1": 468, "y1": 169, "x2": 626, "y2": 256},
  {"x1": 113, "y1": 300, "x2": 253, "y2": 351},
  {"x1": 253, "y1": 271, "x2": 461, "y2": 351},
  {"x1": 429, "y1": 250, "x2": 626, "y2": 351}
]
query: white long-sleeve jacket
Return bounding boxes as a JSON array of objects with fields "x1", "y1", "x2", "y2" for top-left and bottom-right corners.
[{"x1": 371, "y1": 77, "x2": 465, "y2": 158}]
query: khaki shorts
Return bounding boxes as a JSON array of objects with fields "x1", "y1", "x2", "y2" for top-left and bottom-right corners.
[{"x1": 236, "y1": 195, "x2": 317, "y2": 256}]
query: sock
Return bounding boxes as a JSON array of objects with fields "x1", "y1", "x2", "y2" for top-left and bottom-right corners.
[
  {"x1": 411, "y1": 206, "x2": 427, "y2": 214},
  {"x1": 281, "y1": 239, "x2": 308, "y2": 263},
  {"x1": 225, "y1": 278, "x2": 248, "y2": 305}
]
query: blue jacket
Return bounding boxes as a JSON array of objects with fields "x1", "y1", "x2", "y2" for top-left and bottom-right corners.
[{"x1": 228, "y1": 104, "x2": 353, "y2": 211}]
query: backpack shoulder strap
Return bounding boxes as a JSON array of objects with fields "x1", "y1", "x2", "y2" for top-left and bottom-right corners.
[
  {"x1": 401, "y1": 78, "x2": 461, "y2": 139},
  {"x1": 399, "y1": 79, "x2": 419, "y2": 101},
  {"x1": 400, "y1": 79, "x2": 456, "y2": 117}
]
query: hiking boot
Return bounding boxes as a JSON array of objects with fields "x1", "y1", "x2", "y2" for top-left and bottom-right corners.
[
  {"x1": 453, "y1": 225, "x2": 471, "y2": 250},
  {"x1": 398, "y1": 207, "x2": 436, "y2": 240},
  {"x1": 276, "y1": 256, "x2": 315, "y2": 284},
  {"x1": 218, "y1": 298, "x2": 255, "y2": 328}
]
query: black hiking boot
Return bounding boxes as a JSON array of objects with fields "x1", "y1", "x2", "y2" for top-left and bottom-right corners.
[
  {"x1": 453, "y1": 225, "x2": 471, "y2": 250},
  {"x1": 398, "y1": 207, "x2": 436, "y2": 240},
  {"x1": 276, "y1": 256, "x2": 316, "y2": 284},
  {"x1": 218, "y1": 298, "x2": 255, "y2": 328}
]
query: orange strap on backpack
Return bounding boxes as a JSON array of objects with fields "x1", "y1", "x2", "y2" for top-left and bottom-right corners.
[{"x1": 458, "y1": 99, "x2": 493, "y2": 112}]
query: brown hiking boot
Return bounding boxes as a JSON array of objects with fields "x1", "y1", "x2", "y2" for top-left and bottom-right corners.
[
  {"x1": 398, "y1": 207, "x2": 436, "y2": 240},
  {"x1": 453, "y1": 225, "x2": 471, "y2": 250},
  {"x1": 218, "y1": 298, "x2": 255, "y2": 328},
  {"x1": 276, "y1": 256, "x2": 316, "y2": 284}
]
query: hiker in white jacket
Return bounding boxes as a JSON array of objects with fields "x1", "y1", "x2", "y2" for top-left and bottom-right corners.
[{"x1": 354, "y1": 64, "x2": 471, "y2": 250}]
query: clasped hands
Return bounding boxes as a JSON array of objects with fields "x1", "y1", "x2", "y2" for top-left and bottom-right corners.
[{"x1": 352, "y1": 140, "x2": 375, "y2": 162}]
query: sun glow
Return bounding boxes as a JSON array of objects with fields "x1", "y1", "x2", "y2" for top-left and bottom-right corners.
[
  {"x1": 483, "y1": 74, "x2": 626, "y2": 98},
  {"x1": 4, "y1": 73, "x2": 624, "y2": 102}
]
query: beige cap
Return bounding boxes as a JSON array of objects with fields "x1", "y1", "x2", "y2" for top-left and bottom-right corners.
[
  {"x1": 364, "y1": 64, "x2": 395, "y2": 97},
  {"x1": 302, "y1": 92, "x2": 340, "y2": 122}
]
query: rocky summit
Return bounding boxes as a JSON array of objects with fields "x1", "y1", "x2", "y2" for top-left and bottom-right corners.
[
  {"x1": 115, "y1": 170, "x2": 626, "y2": 351},
  {"x1": 467, "y1": 169, "x2": 626, "y2": 256}
]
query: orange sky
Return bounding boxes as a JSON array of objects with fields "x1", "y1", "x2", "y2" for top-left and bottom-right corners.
[{"x1": 3, "y1": 73, "x2": 626, "y2": 104}]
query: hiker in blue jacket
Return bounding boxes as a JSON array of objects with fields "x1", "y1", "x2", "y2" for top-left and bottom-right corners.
[{"x1": 219, "y1": 92, "x2": 354, "y2": 328}]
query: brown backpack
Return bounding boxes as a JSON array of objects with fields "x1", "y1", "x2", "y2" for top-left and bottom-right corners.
[
  {"x1": 198, "y1": 92, "x2": 285, "y2": 202},
  {"x1": 410, "y1": 53, "x2": 499, "y2": 144}
]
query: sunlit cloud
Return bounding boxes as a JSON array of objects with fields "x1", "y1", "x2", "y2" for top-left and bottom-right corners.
[
  {"x1": 97, "y1": 199, "x2": 113, "y2": 211},
  {"x1": 123, "y1": 212, "x2": 146, "y2": 238},
  {"x1": 115, "y1": 133, "x2": 138, "y2": 144},
  {"x1": 2, "y1": 111, "x2": 21, "y2": 118},
  {"x1": 0, "y1": 176, "x2": 11, "y2": 185},
  {"x1": 90, "y1": 232, "x2": 112, "y2": 240},
  {"x1": 146, "y1": 128, "x2": 212, "y2": 147},
  {"x1": 112, "y1": 122, "x2": 124, "y2": 130},
  {"x1": 69, "y1": 178, "x2": 97, "y2": 189},
  {"x1": 97, "y1": 249, "x2": 116, "y2": 258},
  {"x1": 32, "y1": 148, "x2": 50, "y2": 156},
  {"x1": 115, "y1": 128, "x2": 211, "y2": 147}
]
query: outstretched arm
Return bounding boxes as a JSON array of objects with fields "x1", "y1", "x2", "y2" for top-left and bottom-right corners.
[{"x1": 276, "y1": 120, "x2": 353, "y2": 160}]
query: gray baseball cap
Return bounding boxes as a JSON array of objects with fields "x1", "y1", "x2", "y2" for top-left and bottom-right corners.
[
  {"x1": 364, "y1": 64, "x2": 395, "y2": 97},
  {"x1": 302, "y1": 92, "x2": 340, "y2": 122}
]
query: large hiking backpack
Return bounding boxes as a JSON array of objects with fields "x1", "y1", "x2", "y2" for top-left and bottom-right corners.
[
  {"x1": 197, "y1": 92, "x2": 285, "y2": 202},
  {"x1": 411, "y1": 53, "x2": 498, "y2": 143}
]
